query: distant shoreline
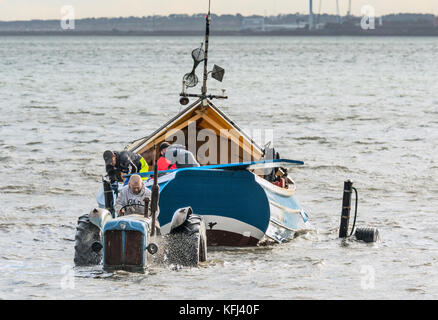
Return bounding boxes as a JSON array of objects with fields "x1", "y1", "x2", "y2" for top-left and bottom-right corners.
[
  {"x1": 1, "y1": 30, "x2": 438, "y2": 36},
  {"x1": 1, "y1": 13, "x2": 437, "y2": 37}
]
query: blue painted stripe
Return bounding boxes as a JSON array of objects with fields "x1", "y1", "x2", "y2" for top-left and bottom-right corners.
[
  {"x1": 124, "y1": 158, "x2": 304, "y2": 178},
  {"x1": 103, "y1": 219, "x2": 148, "y2": 233}
]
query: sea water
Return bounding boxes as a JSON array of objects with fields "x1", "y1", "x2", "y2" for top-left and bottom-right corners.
[{"x1": 0, "y1": 36, "x2": 437, "y2": 299}]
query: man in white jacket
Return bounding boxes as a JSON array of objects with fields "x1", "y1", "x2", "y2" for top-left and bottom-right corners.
[
  {"x1": 163, "y1": 143, "x2": 200, "y2": 168},
  {"x1": 115, "y1": 174, "x2": 152, "y2": 216}
]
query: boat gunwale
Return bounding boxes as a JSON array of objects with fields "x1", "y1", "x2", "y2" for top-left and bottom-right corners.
[{"x1": 254, "y1": 174, "x2": 297, "y2": 197}]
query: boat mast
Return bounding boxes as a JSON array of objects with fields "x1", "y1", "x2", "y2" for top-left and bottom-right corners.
[
  {"x1": 179, "y1": 0, "x2": 227, "y2": 104},
  {"x1": 201, "y1": 0, "x2": 211, "y2": 99}
]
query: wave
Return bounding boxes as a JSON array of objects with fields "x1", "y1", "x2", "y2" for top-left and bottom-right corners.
[
  {"x1": 14, "y1": 204, "x2": 55, "y2": 212},
  {"x1": 24, "y1": 105, "x2": 58, "y2": 110},
  {"x1": 1, "y1": 185, "x2": 37, "y2": 194},
  {"x1": 308, "y1": 165, "x2": 350, "y2": 172},
  {"x1": 295, "y1": 136, "x2": 326, "y2": 141},
  {"x1": 354, "y1": 140, "x2": 386, "y2": 145}
]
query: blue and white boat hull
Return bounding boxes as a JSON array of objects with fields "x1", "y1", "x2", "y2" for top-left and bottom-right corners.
[
  {"x1": 97, "y1": 163, "x2": 309, "y2": 246},
  {"x1": 152, "y1": 168, "x2": 308, "y2": 246}
]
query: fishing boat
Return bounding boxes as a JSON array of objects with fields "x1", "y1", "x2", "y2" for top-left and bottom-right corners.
[{"x1": 97, "y1": 2, "x2": 309, "y2": 246}]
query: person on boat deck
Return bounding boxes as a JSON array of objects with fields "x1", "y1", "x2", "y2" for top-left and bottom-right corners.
[
  {"x1": 157, "y1": 142, "x2": 177, "y2": 171},
  {"x1": 158, "y1": 142, "x2": 200, "y2": 170},
  {"x1": 114, "y1": 175, "x2": 156, "y2": 213},
  {"x1": 103, "y1": 150, "x2": 149, "y2": 183}
]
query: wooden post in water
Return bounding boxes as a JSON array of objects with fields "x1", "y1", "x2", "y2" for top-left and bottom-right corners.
[{"x1": 339, "y1": 180, "x2": 353, "y2": 238}]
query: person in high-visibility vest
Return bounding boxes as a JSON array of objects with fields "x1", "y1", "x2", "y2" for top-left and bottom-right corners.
[{"x1": 103, "y1": 150, "x2": 149, "y2": 182}]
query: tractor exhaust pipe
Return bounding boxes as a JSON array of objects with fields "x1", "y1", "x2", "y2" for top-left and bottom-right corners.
[
  {"x1": 103, "y1": 177, "x2": 115, "y2": 218},
  {"x1": 150, "y1": 144, "x2": 160, "y2": 236}
]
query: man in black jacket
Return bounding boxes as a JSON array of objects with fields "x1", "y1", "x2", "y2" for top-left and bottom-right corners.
[{"x1": 103, "y1": 150, "x2": 149, "y2": 183}]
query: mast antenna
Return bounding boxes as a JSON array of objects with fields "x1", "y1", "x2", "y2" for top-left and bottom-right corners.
[
  {"x1": 179, "y1": 0, "x2": 227, "y2": 105},
  {"x1": 201, "y1": 0, "x2": 211, "y2": 98}
]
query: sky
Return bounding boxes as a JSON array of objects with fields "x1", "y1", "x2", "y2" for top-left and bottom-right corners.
[{"x1": 0, "y1": 0, "x2": 437, "y2": 21}]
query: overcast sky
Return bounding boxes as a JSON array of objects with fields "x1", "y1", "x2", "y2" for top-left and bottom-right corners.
[{"x1": 0, "y1": 0, "x2": 437, "y2": 21}]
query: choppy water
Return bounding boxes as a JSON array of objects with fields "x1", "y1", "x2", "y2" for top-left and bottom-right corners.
[{"x1": 0, "y1": 36, "x2": 437, "y2": 300}]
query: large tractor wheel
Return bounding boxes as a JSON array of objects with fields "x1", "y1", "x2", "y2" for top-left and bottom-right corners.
[
  {"x1": 167, "y1": 214, "x2": 207, "y2": 266},
  {"x1": 74, "y1": 214, "x2": 102, "y2": 266}
]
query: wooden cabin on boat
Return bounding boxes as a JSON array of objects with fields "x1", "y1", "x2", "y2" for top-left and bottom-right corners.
[{"x1": 127, "y1": 98, "x2": 265, "y2": 170}]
